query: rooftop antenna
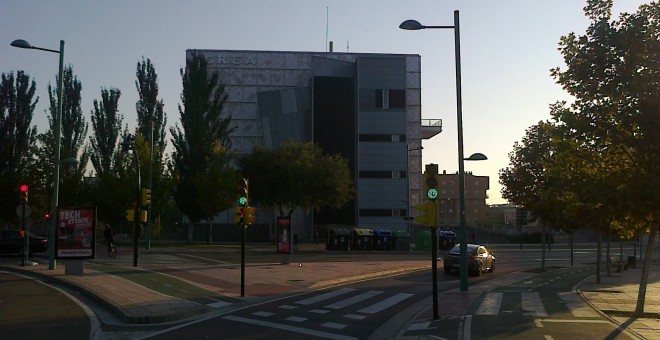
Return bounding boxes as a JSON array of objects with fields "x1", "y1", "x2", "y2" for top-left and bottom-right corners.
[
  {"x1": 325, "y1": 7, "x2": 329, "y2": 52},
  {"x1": 347, "y1": 40, "x2": 350, "y2": 52}
]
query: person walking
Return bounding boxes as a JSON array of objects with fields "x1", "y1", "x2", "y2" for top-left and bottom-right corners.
[{"x1": 103, "y1": 224, "x2": 116, "y2": 258}]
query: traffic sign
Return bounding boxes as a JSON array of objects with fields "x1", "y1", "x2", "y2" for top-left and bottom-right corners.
[{"x1": 427, "y1": 188, "x2": 438, "y2": 200}]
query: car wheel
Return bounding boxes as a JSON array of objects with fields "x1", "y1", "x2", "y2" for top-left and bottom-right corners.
[
  {"x1": 489, "y1": 261, "x2": 495, "y2": 273},
  {"x1": 476, "y1": 263, "x2": 483, "y2": 276}
]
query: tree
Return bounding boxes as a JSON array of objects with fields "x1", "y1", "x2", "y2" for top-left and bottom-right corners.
[
  {"x1": 37, "y1": 65, "x2": 90, "y2": 208},
  {"x1": 88, "y1": 88, "x2": 131, "y2": 226},
  {"x1": 135, "y1": 57, "x2": 169, "y2": 238},
  {"x1": 239, "y1": 141, "x2": 353, "y2": 218},
  {"x1": 550, "y1": 0, "x2": 659, "y2": 314},
  {"x1": 0, "y1": 71, "x2": 38, "y2": 223},
  {"x1": 170, "y1": 53, "x2": 236, "y2": 242}
]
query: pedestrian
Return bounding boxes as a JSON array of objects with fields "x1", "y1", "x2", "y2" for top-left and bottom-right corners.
[{"x1": 103, "y1": 224, "x2": 115, "y2": 257}]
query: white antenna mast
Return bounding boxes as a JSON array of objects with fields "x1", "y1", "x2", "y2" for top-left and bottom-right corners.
[{"x1": 347, "y1": 41, "x2": 350, "y2": 52}]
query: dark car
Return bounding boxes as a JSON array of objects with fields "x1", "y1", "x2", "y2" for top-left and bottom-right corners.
[
  {"x1": 443, "y1": 243, "x2": 495, "y2": 276},
  {"x1": 0, "y1": 230, "x2": 49, "y2": 256}
]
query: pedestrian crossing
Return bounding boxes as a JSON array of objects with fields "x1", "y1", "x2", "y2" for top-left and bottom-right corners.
[
  {"x1": 473, "y1": 291, "x2": 598, "y2": 318},
  {"x1": 222, "y1": 287, "x2": 414, "y2": 334}
]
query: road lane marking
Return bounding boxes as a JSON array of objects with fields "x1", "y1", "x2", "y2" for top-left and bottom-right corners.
[
  {"x1": 475, "y1": 293, "x2": 502, "y2": 315},
  {"x1": 357, "y1": 293, "x2": 413, "y2": 314},
  {"x1": 321, "y1": 322, "x2": 347, "y2": 330},
  {"x1": 223, "y1": 315, "x2": 357, "y2": 340},
  {"x1": 344, "y1": 314, "x2": 366, "y2": 320},
  {"x1": 207, "y1": 301, "x2": 232, "y2": 308},
  {"x1": 279, "y1": 304, "x2": 297, "y2": 310},
  {"x1": 286, "y1": 316, "x2": 307, "y2": 322},
  {"x1": 522, "y1": 292, "x2": 547, "y2": 316},
  {"x1": 296, "y1": 287, "x2": 356, "y2": 305},
  {"x1": 252, "y1": 311, "x2": 274, "y2": 317},
  {"x1": 325, "y1": 290, "x2": 383, "y2": 310},
  {"x1": 309, "y1": 309, "x2": 330, "y2": 314}
]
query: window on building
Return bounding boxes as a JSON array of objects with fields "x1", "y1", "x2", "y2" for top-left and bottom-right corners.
[
  {"x1": 359, "y1": 170, "x2": 406, "y2": 179},
  {"x1": 375, "y1": 89, "x2": 405, "y2": 109}
]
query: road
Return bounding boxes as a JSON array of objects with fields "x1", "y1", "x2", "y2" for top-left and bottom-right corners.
[
  {"x1": 142, "y1": 245, "x2": 532, "y2": 339},
  {"x1": 0, "y1": 267, "x2": 98, "y2": 339},
  {"x1": 1, "y1": 242, "x2": 644, "y2": 339}
]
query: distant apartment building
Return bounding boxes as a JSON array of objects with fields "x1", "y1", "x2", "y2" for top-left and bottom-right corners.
[
  {"x1": 187, "y1": 49, "x2": 442, "y2": 239},
  {"x1": 422, "y1": 164, "x2": 489, "y2": 228}
]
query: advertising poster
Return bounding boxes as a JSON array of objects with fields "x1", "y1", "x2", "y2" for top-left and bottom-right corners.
[
  {"x1": 277, "y1": 216, "x2": 291, "y2": 254},
  {"x1": 56, "y1": 207, "x2": 96, "y2": 259}
]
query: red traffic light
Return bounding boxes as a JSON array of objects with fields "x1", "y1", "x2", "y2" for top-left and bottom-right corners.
[
  {"x1": 19, "y1": 184, "x2": 29, "y2": 192},
  {"x1": 44, "y1": 213, "x2": 51, "y2": 220}
]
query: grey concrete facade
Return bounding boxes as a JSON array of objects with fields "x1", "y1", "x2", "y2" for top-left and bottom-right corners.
[{"x1": 187, "y1": 49, "x2": 439, "y2": 237}]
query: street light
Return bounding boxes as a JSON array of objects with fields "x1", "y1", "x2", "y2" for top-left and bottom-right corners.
[
  {"x1": 401, "y1": 11, "x2": 487, "y2": 292},
  {"x1": 406, "y1": 145, "x2": 423, "y2": 238},
  {"x1": 12, "y1": 39, "x2": 65, "y2": 270}
]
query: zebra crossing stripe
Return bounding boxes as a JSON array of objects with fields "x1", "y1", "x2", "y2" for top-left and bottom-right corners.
[
  {"x1": 295, "y1": 287, "x2": 356, "y2": 306},
  {"x1": 357, "y1": 293, "x2": 413, "y2": 314},
  {"x1": 475, "y1": 293, "x2": 502, "y2": 315},
  {"x1": 325, "y1": 290, "x2": 384, "y2": 310},
  {"x1": 522, "y1": 292, "x2": 547, "y2": 316}
]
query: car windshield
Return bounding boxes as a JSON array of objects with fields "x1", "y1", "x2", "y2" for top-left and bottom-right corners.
[{"x1": 448, "y1": 244, "x2": 479, "y2": 255}]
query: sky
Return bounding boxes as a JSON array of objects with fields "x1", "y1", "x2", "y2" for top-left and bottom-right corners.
[{"x1": 1, "y1": 0, "x2": 651, "y2": 205}]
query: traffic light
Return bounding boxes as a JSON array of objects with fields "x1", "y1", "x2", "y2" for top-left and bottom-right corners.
[
  {"x1": 238, "y1": 178, "x2": 249, "y2": 206},
  {"x1": 245, "y1": 206, "x2": 256, "y2": 225},
  {"x1": 141, "y1": 188, "x2": 152, "y2": 206},
  {"x1": 19, "y1": 184, "x2": 28, "y2": 204},
  {"x1": 44, "y1": 213, "x2": 51, "y2": 222},
  {"x1": 126, "y1": 209, "x2": 135, "y2": 222},
  {"x1": 234, "y1": 207, "x2": 245, "y2": 225},
  {"x1": 415, "y1": 202, "x2": 436, "y2": 227}
]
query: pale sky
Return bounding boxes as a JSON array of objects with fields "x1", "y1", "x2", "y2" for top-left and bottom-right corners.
[{"x1": 1, "y1": 0, "x2": 650, "y2": 204}]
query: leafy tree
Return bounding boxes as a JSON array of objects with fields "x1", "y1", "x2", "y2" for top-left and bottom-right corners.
[
  {"x1": 88, "y1": 88, "x2": 131, "y2": 226},
  {"x1": 550, "y1": 0, "x2": 659, "y2": 314},
  {"x1": 35, "y1": 65, "x2": 90, "y2": 208},
  {"x1": 135, "y1": 57, "x2": 169, "y2": 238},
  {"x1": 170, "y1": 53, "x2": 236, "y2": 242},
  {"x1": 0, "y1": 71, "x2": 38, "y2": 223},
  {"x1": 239, "y1": 141, "x2": 353, "y2": 218}
]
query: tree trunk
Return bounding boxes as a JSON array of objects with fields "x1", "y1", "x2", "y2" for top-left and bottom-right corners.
[
  {"x1": 541, "y1": 223, "x2": 546, "y2": 272},
  {"x1": 596, "y1": 226, "x2": 602, "y2": 284},
  {"x1": 635, "y1": 223, "x2": 658, "y2": 315},
  {"x1": 187, "y1": 220, "x2": 194, "y2": 243},
  {"x1": 606, "y1": 232, "x2": 612, "y2": 277},
  {"x1": 207, "y1": 218, "x2": 213, "y2": 245}
]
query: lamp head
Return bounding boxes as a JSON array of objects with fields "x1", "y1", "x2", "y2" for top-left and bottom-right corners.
[
  {"x1": 465, "y1": 153, "x2": 488, "y2": 161},
  {"x1": 11, "y1": 39, "x2": 32, "y2": 49},
  {"x1": 399, "y1": 20, "x2": 425, "y2": 30}
]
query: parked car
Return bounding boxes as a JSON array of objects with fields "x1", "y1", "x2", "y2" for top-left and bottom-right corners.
[
  {"x1": 443, "y1": 243, "x2": 495, "y2": 276},
  {"x1": 0, "y1": 230, "x2": 49, "y2": 256}
]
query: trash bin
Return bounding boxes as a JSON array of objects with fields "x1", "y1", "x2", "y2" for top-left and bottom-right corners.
[
  {"x1": 415, "y1": 230, "x2": 431, "y2": 251},
  {"x1": 628, "y1": 255, "x2": 636, "y2": 268},
  {"x1": 373, "y1": 229, "x2": 393, "y2": 250},
  {"x1": 351, "y1": 228, "x2": 373, "y2": 250},
  {"x1": 326, "y1": 228, "x2": 351, "y2": 251},
  {"x1": 438, "y1": 230, "x2": 457, "y2": 250},
  {"x1": 393, "y1": 230, "x2": 411, "y2": 251}
]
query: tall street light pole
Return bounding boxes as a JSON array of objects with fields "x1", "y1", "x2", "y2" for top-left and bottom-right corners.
[
  {"x1": 11, "y1": 39, "x2": 64, "y2": 270},
  {"x1": 401, "y1": 11, "x2": 486, "y2": 292}
]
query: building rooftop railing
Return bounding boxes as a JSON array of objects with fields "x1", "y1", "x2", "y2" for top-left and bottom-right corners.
[{"x1": 421, "y1": 119, "x2": 442, "y2": 128}]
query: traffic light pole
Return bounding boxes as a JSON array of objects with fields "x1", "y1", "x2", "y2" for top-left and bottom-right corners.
[{"x1": 431, "y1": 200, "x2": 439, "y2": 320}]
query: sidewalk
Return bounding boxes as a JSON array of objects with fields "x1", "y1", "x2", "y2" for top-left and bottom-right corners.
[{"x1": 1, "y1": 244, "x2": 658, "y2": 339}]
